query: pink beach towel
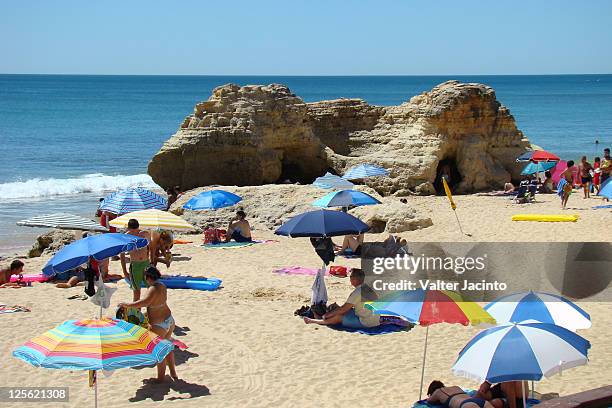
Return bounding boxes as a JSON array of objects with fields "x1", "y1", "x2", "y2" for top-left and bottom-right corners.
[{"x1": 273, "y1": 266, "x2": 329, "y2": 276}]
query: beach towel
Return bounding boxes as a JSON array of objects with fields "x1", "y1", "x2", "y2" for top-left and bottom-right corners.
[
  {"x1": 329, "y1": 323, "x2": 408, "y2": 335},
  {"x1": 557, "y1": 178, "x2": 570, "y2": 199},
  {"x1": 174, "y1": 239, "x2": 193, "y2": 244},
  {"x1": 593, "y1": 204, "x2": 612, "y2": 209},
  {"x1": 0, "y1": 304, "x2": 30, "y2": 313},
  {"x1": 273, "y1": 266, "x2": 329, "y2": 276},
  {"x1": 412, "y1": 390, "x2": 540, "y2": 408},
  {"x1": 201, "y1": 241, "x2": 256, "y2": 249}
]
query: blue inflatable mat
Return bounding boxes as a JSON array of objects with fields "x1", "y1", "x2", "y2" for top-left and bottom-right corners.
[{"x1": 124, "y1": 277, "x2": 222, "y2": 291}]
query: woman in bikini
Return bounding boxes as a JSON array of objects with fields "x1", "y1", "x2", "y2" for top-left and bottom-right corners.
[
  {"x1": 118, "y1": 265, "x2": 177, "y2": 382},
  {"x1": 427, "y1": 380, "x2": 503, "y2": 408}
]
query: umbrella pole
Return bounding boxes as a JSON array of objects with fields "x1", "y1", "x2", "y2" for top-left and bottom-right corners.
[
  {"x1": 418, "y1": 326, "x2": 429, "y2": 401},
  {"x1": 94, "y1": 370, "x2": 98, "y2": 408},
  {"x1": 452, "y1": 210, "x2": 470, "y2": 237}
]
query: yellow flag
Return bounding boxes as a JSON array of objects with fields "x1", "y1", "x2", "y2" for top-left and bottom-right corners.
[{"x1": 442, "y1": 177, "x2": 456, "y2": 210}]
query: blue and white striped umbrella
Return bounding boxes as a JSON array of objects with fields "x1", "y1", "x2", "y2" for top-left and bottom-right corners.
[
  {"x1": 485, "y1": 291, "x2": 591, "y2": 332},
  {"x1": 342, "y1": 164, "x2": 389, "y2": 180},
  {"x1": 99, "y1": 187, "x2": 168, "y2": 215},
  {"x1": 313, "y1": 172, "x2": 355, "y2": 190},
  {"x1": 521, "y1": 161, "x2": 557, "y2": 175},
  {"x1": 452, "y1": 321, "x2": 590, "y2": 383},
  {"x1": 312, "y1": 190, "x2": 381, "y2": 208}
]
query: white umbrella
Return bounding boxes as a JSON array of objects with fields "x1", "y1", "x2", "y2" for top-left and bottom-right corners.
[{"x1": 17, "y1": 213, "x2": 108, "y2": 232}]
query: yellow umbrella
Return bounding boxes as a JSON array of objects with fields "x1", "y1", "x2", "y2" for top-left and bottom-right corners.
[{"x1": 109, "y1": 209, "x2": 194, "y2": 230}]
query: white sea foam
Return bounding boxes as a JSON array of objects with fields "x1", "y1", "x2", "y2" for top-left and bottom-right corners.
[{"x1": 0, "y1": 173, "x2": 160, "y2": 200}]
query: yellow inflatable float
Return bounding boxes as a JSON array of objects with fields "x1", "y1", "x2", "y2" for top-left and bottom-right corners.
[{"x1": 512, "y1": 214, "x2": 579, "y2": 222}]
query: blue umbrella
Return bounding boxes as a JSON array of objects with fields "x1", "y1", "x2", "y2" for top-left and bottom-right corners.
[
  {"x1": 453, "y1": 321, "x2": 590, "y2": 383},
  {"x1": 521, "y1": 161, "x2": 557, "y2": 175},
  {"x1": 343, "y1": 164, "x2": 389, "y2": 180},
  {"x1": 183, "y1": 190, "x2": 242, "y2": 210},
  {"x1": 598, "y1": 178, "x2": 612, "y2": 199},
  {"x1": 42, "y1": 233, "x2": 148, "y2": 276},
  {"x1": 313, "y1": 172, "x2": 355, "y2": 190},
  {"x1": 100, "y1": 187, "x2": 167, "y2": 215},
  {"x1": 275, "y1": 209, "x2": 369, "y2": 238},
  {"x1": 312, "y1": 190, "x2": 381, "y2": 208}
]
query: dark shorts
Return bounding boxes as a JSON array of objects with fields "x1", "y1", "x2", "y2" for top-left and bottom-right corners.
[
  {"x1": 231, "y1": 230, "x2": 252, "y2": 243},
  {"x1": 581, "y1": 176, "x2": 592, "y2": 184},
  {"x1": 460, "y1": 398, "x2": 487, "y2": 408}
]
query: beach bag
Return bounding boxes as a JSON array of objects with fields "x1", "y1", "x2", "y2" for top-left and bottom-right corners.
[
  {"x1": 204, "y1": 228, "x2": 221, "y2": 244},
  {"x1": 329, "y1": 266, "x2": 348, "y2": 278}
]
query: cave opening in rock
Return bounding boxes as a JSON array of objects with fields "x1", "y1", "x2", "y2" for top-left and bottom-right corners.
[{"x1": 433, "y1": 157, "x2": 462, "y2": 195}]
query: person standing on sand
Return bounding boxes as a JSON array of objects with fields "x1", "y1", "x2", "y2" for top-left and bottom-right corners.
[
  {"x1": 120, "y1": 219, "x2": 151, "y2": 301},
  {"x1": 118, "y1": 266, "x2": 177, "y2": 383},
  {"x1": 558, "y1": 160, "x2": 575, "y2": 209},
  {"x1": 593, "y1": 157, "x2": 601, "y2": 195},
  {"x1": 578, "y1": 156, "x2": 593, "y2": 199},
  {"x1": 601, "y1": 148, "x2": 611, "y2": 185}
]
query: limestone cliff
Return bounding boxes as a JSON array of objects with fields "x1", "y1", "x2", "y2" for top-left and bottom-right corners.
[{"x1": 149, "y1": 81, "x2": 530, "y2": 195}]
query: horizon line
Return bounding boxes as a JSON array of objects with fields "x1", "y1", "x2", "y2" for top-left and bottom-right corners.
[{"x1": 1, "y1": 72, "x2": 612, "y2": 77}]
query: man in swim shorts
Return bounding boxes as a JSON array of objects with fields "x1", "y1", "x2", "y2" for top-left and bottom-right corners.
[
  {"x1": 225, "y1": 210, "x2": 252, "y2": 242},
  {"x1": 303, "y1": 268, "x2": 380, "y2": 329},
  {"x1": 120, "y1": 219, "x2": 151, "y2": 301},
  {"x1": 558, "y1": 160, "x2": 575, "y2": 209}
]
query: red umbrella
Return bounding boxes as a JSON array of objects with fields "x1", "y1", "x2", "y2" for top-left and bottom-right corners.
[{"x1": 530, "y1": 150, "x2": 560, "y2": 162}]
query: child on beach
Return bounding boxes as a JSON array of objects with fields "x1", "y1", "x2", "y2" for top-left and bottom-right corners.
[
  {"x1": 558, "y1": 161, "x2": 575, "y2": 209},
  {"x1": 118, "y1": 265, "x2": 178, "y2": 383},
  {"x1": 0, "y1": 260, "x2": 25, "y2": 287}
]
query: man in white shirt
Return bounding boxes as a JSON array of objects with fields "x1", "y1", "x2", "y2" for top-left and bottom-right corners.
[{"x1": 304, "y1": 268, "x2": 380, "y2": 328}]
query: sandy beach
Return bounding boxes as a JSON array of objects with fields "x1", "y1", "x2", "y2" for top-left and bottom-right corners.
[{"x1": 1, "y1": 193, "x2": 610, "y2": 408}]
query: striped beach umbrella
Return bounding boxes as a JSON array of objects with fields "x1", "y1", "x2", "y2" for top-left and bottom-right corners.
[
  {"x1": 452, "y1": 321, "x2": 590, "y2": 383},
  {"x1": 366, "y1": 290, "x2": 496, "y2": 399},
  {"x1": 312, "y1": 189, "x2": 381, "y2": 208},
  {"x1": 99, "y1": 187, "x2": 167, "y2": 215},
  {"x1": 520, "y1": 161, "x2": 557, "y2": 176},
  {"x1": 109, "y1": 209, "x2": 194, "y2": 230},
  {"x1": 342, "y1": 163, "x2": 389, "y2": 180},
  {"x1": 485, "y1": 291, "x2": 591, "y2": 332},
  {"x1": 17, "y1": 213, "x2": 108, "y2": 232},
  {"x1": 13, "y1": 318, "x2": 174, "y2": 407},
  {"x1": 183, "y1": 189, "x2": 242, "y2": 210},
  {"x1": 313, "y1": 172, "x2": 355, "y2": 190}
]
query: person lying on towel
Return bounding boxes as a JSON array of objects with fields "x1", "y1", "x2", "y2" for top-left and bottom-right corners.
[
  {"x1": 304, "y1": 268, "x2": 380, "y2": 329},
  {"x1": 225, "y1": 210, "x2": 252, "y2": 243},
  {"x1": 476, "y1": 381, "x2": 530, "y2": 408},
  {"x1": 427, "y1": 380, "x2": 503, "y2": 408}
]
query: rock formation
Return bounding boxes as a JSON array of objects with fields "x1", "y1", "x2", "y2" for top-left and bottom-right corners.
[
  {"x1": 149, "y1": 81, "x2": 530, "y2": 195},
  {"x1": 28, "y1": 229, "x2": 77, "y2": 258},
  {"x1": 170, "y1": 185, "x2": 433, "y2": 234}
]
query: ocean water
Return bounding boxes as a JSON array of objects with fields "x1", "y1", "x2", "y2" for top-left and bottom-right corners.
[{"x1": 1, "y1": 74, "x2": 611, "y2": 254}]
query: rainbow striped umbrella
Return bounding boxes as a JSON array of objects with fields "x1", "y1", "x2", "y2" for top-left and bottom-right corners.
[
  {"x1": 13, "y1": 318, "x2": 174, "y2": 407},
  {"x1": 366, "y1": 290, "x2": 496, "y2": 399}
]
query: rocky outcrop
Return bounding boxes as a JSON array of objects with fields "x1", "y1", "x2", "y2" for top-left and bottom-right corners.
[
  {"x1": 149, "y1": 81, "x2": 530, "y2": 195},
  {"x1": 171, "y1": 185, "x2": 433, "y2": 234},
  {"x1": 28, "y1": 229, "x2": 77, "y2": 258}
]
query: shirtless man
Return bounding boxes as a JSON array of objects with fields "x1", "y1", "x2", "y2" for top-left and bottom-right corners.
[
  {"x1": 578, "y1": 156, "x2": 593, "y2": 199},
  {"x1": 120, "y1": 219, "x2": 151, "y2": 301},
  {"x1": 150, "y1": 230, "x2": 173, "y2": 268},
  {"x1": 559, "y1": 160, "x2": 575, "y2": 209},
  {"x1": 225, "y1": 210, "x2": 252, "y2": 242}
]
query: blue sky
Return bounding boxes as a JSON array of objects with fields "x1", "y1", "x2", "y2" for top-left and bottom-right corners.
[{"x1": 1, "y1": 0, "x2": 611, "y2": 75}]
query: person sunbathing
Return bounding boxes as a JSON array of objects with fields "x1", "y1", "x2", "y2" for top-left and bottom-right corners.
[
  {"x1": 225, "y1": 210, "x2": 252, "y2": 242},
  {"x1": 476, "y1": 381, "x2": 529, "y2": 408},
  {"x1": 303, "y1": 268, "x2": 380, "y2": 329},
  {"x1": 118, "y1": 266, "x2": 177, "y2": 383},
  {"x1": 0, "y1": 260, "x2": 25, "y2": 288},
  {"x1": 55, "y1": 267, "x2": 86, "y2": 288},
  {"x1": 427, "y1": 380, "x2": 501, "y2": 408},
  {"x1": 336, "y1": 233, "x2": 364, "y2": 256},
  {"x1": 150, "y1": 230, "x2": 174, "y2": 268}
]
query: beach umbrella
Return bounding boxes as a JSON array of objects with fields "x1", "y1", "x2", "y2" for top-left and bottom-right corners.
[
  {"x1": 342, "y1": 163, "x2": 389, "y2": 180},
  {"x1": 516, "y1": 150, "x2": 560, "y2": 163},
  {"x1": 16, "y1": 213, "x2": 108, "y2": 232},
  {"x1": 484, "y1": 291, "x2": 591, "y2": 332},
  {"x1": 275, "y1": 210, "x2": 370, "y2": 305},
  {"x1": 598, "y1": 178, "x2": 612, "y2": 199},
  {"x1": 312, "y1": 189, "x2": 381, "y2": 208},
  {"x1": 452, "y1": 321, "x2": 590, "y2": 384},
  {"x1": 551, "y1": 160, "x2": 581, "y2": 186},
  {"x1": 365, "y1": 289, "x2": 496, "y2": 399},
  {"x1": 182, "y1": 189, "x2": 242, "y2": 210},
  {"x1": 313, "y1": 172, "x2": 355, "y2": 190},
  {"x1": 109, "y1": 209, "x2": 194, "y2": 230},
  {"x1": 13, "y1": 317, "x2": 174, "y2": 408},
  {"x1": 520, "y1": 161, "x2": 557, "y2": 176},
  {"x1": 99, "y1": 187, "x2": 167, "y2": 215},
  {"x1": 275, "y1": 209, "x2": 369, "y2": 238},
  {"x1": 42, "y1": 233, "x2": 148, "y2": 277}
]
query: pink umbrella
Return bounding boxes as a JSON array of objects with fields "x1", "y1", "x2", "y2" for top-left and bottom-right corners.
[{"x1": 552, "y1": 160, "x2": 580, "y2": 186}]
